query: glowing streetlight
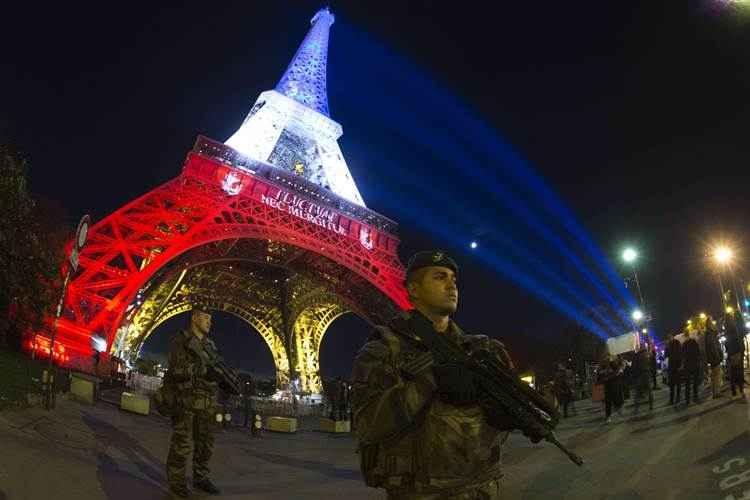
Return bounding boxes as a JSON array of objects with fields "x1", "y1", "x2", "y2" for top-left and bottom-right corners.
[
  {"x1": 632, "y1": 308, "x2": 644, "y2": 322},
  {"x1": 470, "y1": 241, "x2": 478, "y2": 249},
  {"x1": 622, "y1": 246, "x2": 646, "y2": 311},
  {"x1": 622, "y1": 247, "x2": 638, "y2": 263},
  {"x1": 714, "y1": 246, "x2": 734, "y2": 265}
]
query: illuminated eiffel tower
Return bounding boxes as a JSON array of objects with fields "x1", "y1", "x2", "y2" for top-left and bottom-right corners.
[
  {"x1": 226, "y1": 7, "x2": 366, "y2": 207},
  {"x1": 35, "y1": 7, "x2": 407, "y2": 395}
]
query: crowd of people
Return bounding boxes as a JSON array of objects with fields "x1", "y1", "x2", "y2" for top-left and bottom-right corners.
[
  {"x1": 578, "y1": 311, "x2": 748, "y2": 425},
  {"x1": 594, "y1": 344, "x2": 657, "y2": 423}
]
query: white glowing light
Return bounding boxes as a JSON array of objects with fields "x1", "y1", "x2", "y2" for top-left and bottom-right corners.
[
  {"x1": 91, "y1": 335, "x2": 107, "y2": 353},
  {"x1": 622, "y1": 247, "x2": 638, "y2": 263},
  {"x1": 714, "y1": 246, "x2": 733, "y2": 264},
  {"x1": 470, "y1": 241, "x2": 478, "y2": 249},
  {"x1": 224, "y1": 8, "x2": 366, "y2": 206},
  {"x1": 632, "y1": 309, "x2": 644, "y2": 321}
]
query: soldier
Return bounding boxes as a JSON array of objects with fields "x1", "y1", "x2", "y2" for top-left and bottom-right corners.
[
  {"x1": 351, "y1": 250, "x2": 515, "y2": 499},
  {"x1": 338, "y1": 379, "x2": 350, "y2": 421},
  {"x1": 164, "y1": 306, "x2": 221, "y2": 497},
  {"x1": 242, "y1": 375, "x2": 256, "y2": 428}
]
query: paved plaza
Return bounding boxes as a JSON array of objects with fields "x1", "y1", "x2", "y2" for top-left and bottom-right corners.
[{"x1": 1, "y1": 383, "x2": 749, "y2": 499}]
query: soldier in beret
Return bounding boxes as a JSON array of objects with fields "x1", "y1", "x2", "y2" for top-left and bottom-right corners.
[{"x1": 351, "y1": 250, "x2": 515, "y2": 499}]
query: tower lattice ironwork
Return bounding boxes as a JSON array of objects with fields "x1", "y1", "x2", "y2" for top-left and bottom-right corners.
[{"x1": 34, "y1": 8, "x2": 408, "y2": 394}]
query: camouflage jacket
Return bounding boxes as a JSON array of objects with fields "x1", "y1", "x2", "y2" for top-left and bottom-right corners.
[
  {"x1": 351, "y1": 310, "x2": 514, "y2": 493},
  {"x1": 165, "y1": 329, "x2": 219, "y2": 410}
]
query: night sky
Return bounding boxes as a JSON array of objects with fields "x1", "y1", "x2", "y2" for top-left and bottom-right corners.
[{"x1": 3, "y1": 2, "x2": 750, "y2": 377}]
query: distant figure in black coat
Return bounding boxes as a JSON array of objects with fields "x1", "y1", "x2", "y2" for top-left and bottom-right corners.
[
  {"x1": 666, "y1": 334, "x2": 683, "y2": 405},
  {"x1": 682, "y1": 332, "x2": 701, "y2": 405}
]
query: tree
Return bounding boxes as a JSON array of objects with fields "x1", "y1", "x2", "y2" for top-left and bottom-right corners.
[
  {"x1": 134, "y1": 357, "x2": 159, "y2": 376},
  {"x1": 0, "y1": 142, "x2": 68, "y2": 349}
]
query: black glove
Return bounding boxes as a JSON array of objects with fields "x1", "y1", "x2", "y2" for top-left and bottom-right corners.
[
  {"x1": 485, "y1": 406, "x2": 516, "y2": 432},
  {"x1": 433, "y1": 362, "x2": 477, "y2": 405}
]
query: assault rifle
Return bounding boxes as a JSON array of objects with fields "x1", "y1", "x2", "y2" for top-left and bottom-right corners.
[
  {"x1": 402, "y1": 316, "x2": 584, "y2": 467},
  {"x1": 186, "y1": 336, "x2": 242, "y2": 396}
]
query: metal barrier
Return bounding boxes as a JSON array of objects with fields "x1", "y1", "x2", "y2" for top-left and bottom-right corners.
[{"x1": 125, "y1": 372, "x2": 163, "y2": 395}]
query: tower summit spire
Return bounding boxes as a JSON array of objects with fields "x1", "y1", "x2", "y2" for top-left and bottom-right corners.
[
  {"x1": 275, "y1": 7, "x2": 334, "y2": 117},
  {"x1": 225, "y1": 7, "x2": 366, "y2": 206}
]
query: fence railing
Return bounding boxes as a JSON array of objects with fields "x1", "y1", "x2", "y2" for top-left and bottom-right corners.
[{"x1": 125, "y1": 372, "x2": 163, "y2": 395}]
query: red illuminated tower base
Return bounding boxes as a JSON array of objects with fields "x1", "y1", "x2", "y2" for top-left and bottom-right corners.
[{"x1": 32, "y1": 137, "x2": 408, "y2": 393}]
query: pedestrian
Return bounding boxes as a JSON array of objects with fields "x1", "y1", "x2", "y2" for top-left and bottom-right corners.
[
  {"x1": 242, "y1": 376, "x2": 256, "y2": 429},
  {"x1": 600, "y1": 355, "x2": 623, "y2": 424},
  {"x1": 553, "y1": 363, "x2": 572, "y2": 418},
  {"x1": 682, "y1": 331, "x2": 701, "y2": 405},
  {"x1": 621, "y1": 356, "x2": 632, "y2": 401},
  {"x1": 705, "y1": 320, "x2": 724, "y2": 399},
  {"x1": 329, "y1": 377, "x2": 342, "y2": 421},
  {"x1": 632, "y1": 346, "x2": 654, "y2": 414},
  {"x1": 649, "y1": 344, "x2": 659, "y2": 390},
  {"x1": 725, "y1": 313, "x2": 746, "y2": 401},
  {"x1": 163, "y1": 307, "x2": 222, "y2": 497},
  {"x1": 351, "y1": 250, "x2": 511, "y2": 498},
  {"x1": 337, "y1": 378, "x2": 350, "y2": 421},
  {"x1": 666, "y1": 334, "x2": 683, "y2": 405},
  {"x1": 566, "y1": 366, "x2": 578, "y2": 416}
]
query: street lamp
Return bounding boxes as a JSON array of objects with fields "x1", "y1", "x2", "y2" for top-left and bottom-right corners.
[
  {"x1": 711, "y1": 243, "x2": 745, "y2": 314},
  {"x1": 622, "y1": 248, "x2": 638, "y2": 263},
  {"x1": 714, "y1": 246, "x2": 733, "y2": 265},
  {"x1": 622, "y1": 246, "x2": 646, "y2": 308},
  {"x1": 632, "y1": 308, "x2": 644, "y2": 322}
]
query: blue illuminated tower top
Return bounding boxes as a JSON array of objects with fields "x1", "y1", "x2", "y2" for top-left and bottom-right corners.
[
  {"x1": 275, "y1": 7, "x2": 334, "y2": 117},
  {"x1": 226, "y1": 6, "x2": 366, "y2": 206}
]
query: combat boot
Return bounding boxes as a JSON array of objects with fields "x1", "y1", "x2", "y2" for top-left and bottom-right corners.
[
  {"x1": 169, "y1": 484, "x2": 190, "y2": 498},
  {"x1": 194, "y1": 478, "x2": 221, "y2": 495}
]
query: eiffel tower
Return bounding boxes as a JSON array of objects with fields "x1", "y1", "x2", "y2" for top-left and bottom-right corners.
[{"x1": 37, "y1": 7, "x2": 408, "y2": 395}]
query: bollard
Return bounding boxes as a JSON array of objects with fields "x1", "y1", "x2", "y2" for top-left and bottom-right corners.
[{"x1": 252, "y1": 414, "x2": 262, "y2": 437}]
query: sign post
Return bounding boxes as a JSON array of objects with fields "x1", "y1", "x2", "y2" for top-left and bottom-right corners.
[{"x1": 43, "y1": 215, "x2": 90, "y2": 410}]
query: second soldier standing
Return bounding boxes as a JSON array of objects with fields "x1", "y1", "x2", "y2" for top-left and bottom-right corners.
[{"x1": 164, "y1": 307, "x2": 222, "y2": 498}]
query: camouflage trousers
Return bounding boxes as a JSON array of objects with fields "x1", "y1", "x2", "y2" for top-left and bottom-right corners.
[
  {"x1": 166, "y1": 410, "x2": 215, "y2": 488},
  {"x1": 386, "y1": 478, "x2": 501, "y2": 500}
]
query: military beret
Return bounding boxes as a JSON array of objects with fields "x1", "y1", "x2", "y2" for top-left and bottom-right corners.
[{"x1": 405, "y1": 250, "x2": 458, "y2": 277}]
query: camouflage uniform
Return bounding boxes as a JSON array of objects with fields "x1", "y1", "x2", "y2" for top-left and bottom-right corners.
[
  {"x1": 352, "y1": 311, "x2": 514, "y2": 499},
  {"x1": 165, "y1": 329, "x2": 219, "y2": 490}
]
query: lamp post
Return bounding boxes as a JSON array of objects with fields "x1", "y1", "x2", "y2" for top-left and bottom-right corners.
[
  {"x1": 44, "y1": 215, "x2": 90, "y2": 410},
  {"x1": 623, "y1": 247, "x2": 646, "y2": 308},
  {"x1": 713, "y1": 245, "x2": 741, "y2": 312},
  {"x1": 632, "y1": 308, "x2": 644, "y2": 322},
  {"x1": 712, "y1": 244, "x2": 750, "y2": 369}
]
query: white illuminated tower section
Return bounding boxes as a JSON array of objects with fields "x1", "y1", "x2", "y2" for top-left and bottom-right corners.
[{"x1": 225, "y1": 8, "x2": 366, "y2": 206}]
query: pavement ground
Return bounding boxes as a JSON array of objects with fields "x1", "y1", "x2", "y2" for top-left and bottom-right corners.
[{"x1": 1, "y1": 379, "x2": 749, "y2": 500}]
